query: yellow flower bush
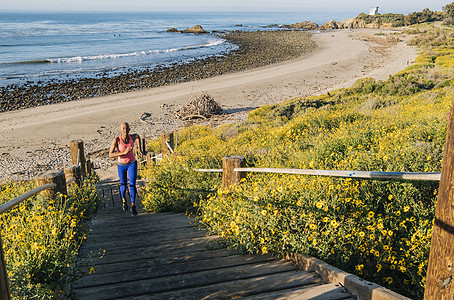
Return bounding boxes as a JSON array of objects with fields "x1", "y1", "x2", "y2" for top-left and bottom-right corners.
[
  {"x1": 140, "y1": 24, "x2": 453, "y2": 298},
  {"x1": 0, "y1": 173, "x2": 101, "y2": 299}
]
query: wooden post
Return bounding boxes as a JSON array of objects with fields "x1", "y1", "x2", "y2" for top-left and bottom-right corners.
[
  {"x1": 69, "y1": 140, "x2": 86, "y2": 177},
  {"x1": 141, "y1": 136, "x2": 147, "y2": 155},
  {"x1": 146, "y1": 152, "x2": 155, "y2": 165},
  {"x1": 36, "y1": 170, "x2": 67, "y2": 199},
  {"x1": 425, "y1": 103, "x2": 454, "y2": 298},
  {"x1": 0, "y1": 233, "x2": 11, "y2": 300},
  {"x1": 222, "y1": 155, "x2": 246, "y2": 188},
  {"x1": 86, "y1": 159, "x2": 92, "y2": 175},
  {"x1": 64, "y1": 165, "x2": 81, "y2": 186},
  {"x1": 161, "y1": 133, "x2": 174, "y2": 157}
]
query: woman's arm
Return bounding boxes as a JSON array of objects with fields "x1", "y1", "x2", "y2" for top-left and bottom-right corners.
[
  {"x1": 132, "y1": 134, "x2": 143, "y2": 156},
  {"x1": 109, "y1": 137, "x2": 131, "y2": 158}
]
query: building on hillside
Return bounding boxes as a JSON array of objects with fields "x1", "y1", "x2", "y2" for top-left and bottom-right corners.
[{"x1": 369, "y1": 6, "x2": 379, "y2": 15}]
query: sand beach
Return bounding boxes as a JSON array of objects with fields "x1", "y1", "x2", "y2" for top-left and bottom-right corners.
[{"x1": 0, "y1": 28, "x2": 417, "y2": 181}]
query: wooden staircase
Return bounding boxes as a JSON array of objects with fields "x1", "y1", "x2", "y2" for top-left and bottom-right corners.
[{"x1": 71, "y1": 171, "x2": 353, "y2": 299}]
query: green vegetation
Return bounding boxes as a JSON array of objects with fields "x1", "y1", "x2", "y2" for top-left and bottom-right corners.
[
  {"x1": 140, "y1": 23, "x2": 454, "y2": 299},
  {"x1": 0, "y1": 174, "x2": 102, "y2": 299},
  {"x1": 356, "y1": 3, "x2": 449, "y2": 27}
]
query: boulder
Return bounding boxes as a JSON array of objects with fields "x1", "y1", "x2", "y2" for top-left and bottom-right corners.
[
  {"x1": 364, "y1": 22, "x2": 381, "y2": 29},
  {"x1": 166, "y1": 27, "x2": 180, "y2": 32},
  {"x1": 182, "y1": 25, "x2": 207, "y2": 34},
  {"x1": 288, "y1": 21, "x2": 319, "y2": 30},
  {"x1": 341, "y1": 18, "x2": 366, "y2": 29},
  {"x1": 320, "y1": 20, "x2": 342, "y2": 30}
]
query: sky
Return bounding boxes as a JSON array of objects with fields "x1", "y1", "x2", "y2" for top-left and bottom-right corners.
[{"x1": 2, "y1": 0, "x2": 452, "y2": 14}]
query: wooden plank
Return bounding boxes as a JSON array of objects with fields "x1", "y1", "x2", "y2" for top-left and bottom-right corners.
[
  {"x1": 72, "y1": 260, "x2": 303, "y2": 299},
  {"x1": 78, "y1": 235, "x2": 221, "y2": 261},
  {"x1": 85, "y1": 223, "x2": 196, "y2": 241},
  {"x1": 235, "y1": 168, "x2": 441, "y2": 181},
  {"x1": 78, "y1": 227, "x2": 207, "y2": 252},
  {"x1": 73, "y1": 254, "x2": 277, "y2": 289},
  {"x1": 424, "y1": 102, "x2": 454, "y2": 298},
  {"x1": 87, "y1": 213, "x2": 194, "y2": 229},
  {"x1": 242, "y1": 283, "x2": 352, "y2": 300},
  {"x1": 129, "y1": 270, "x2": 322, "y2": 300},
  {"x1": 78, "y1": 248, "x2": 233, "y2": 275}
]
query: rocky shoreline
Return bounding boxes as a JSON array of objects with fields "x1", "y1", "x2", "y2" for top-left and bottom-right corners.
[
  {"x1": 0, "y1": 29, "x2": 319, "y2": 182},
  {"x1": 0, "y1": 30, "x2": 317, "y2": 114}
]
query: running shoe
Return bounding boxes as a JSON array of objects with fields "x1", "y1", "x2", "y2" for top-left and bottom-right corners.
[
  {"x1": 131, "y1": 205, "x2": 138, "y2": 216},
  {"x1": 122, "y1": 202, "x2": 128, "y2": 211}
]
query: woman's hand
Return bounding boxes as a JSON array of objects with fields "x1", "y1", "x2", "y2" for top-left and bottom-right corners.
[{"x1": 122, "y1": 146, "x2": 133, "y2": 155}]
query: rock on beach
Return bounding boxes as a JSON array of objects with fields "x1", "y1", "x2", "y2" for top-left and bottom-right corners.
[
  {"x1": 182, "y1": 25, "x2": 207, "y2": 33},
  {"x1": 166, "y1": 25, "x2": 208, "y2": 33},
  {"x1": 287, "y1": 21, "x2": 319, "y2": 30},
  {"x1": 320, "y1": 20, "x2": 343, "y2": 30}
]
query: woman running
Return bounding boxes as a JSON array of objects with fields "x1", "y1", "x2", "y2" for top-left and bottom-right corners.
[{"x1": 109, "y1": 122, "x2": 143, "y2": 215}]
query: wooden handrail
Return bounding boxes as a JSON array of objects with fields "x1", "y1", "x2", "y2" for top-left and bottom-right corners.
[
  {"x1": 194, "y1": 168, "x2": 441, "y2": 181},
  {"x1": 0, "y1": 176, "x2": 77, "y2": 215},
  {"x1": 1, "y1": 139, "x2": 89, "y2": 299},
  {"x1": 0, "y1": 183, "x2": 56, "y2": 215},
  {"x1": 234, "y1": 168, "x2": 441, "y2": 181},
  {"x1": 195, "y1": 169, "x2": 223, "y2": 173}
]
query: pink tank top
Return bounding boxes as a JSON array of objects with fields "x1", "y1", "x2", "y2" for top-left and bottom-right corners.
[{"x1": 117, "y1": 134, "x2": 135, "y2": 164}]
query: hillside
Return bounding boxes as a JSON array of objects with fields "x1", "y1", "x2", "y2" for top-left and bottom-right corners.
[{"x1": 140, "y1": 23, "x2": 454, "y2": 298}]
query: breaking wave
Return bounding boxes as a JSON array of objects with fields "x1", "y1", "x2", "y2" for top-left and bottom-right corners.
[{"x1": 47, "y1": 39, "x2": 226, "y2": 64}]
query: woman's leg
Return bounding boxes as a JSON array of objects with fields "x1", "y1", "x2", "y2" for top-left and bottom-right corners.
[
  {"x1": 127, "y1": 160, "x2": 138, "y2": 205},
  {"x1": 117, "y1": 164, "x2": 129, "y2": 206}
]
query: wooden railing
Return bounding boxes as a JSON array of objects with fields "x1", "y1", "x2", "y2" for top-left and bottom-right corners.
[
  {"x1": 196, "y1": 167, "x2": 441, "y2": 181},
  {"x1": 0, "y1": 139, "x2": 94, "y2": 300}
]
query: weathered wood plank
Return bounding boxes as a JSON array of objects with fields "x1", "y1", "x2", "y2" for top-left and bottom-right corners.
[
  {"x1": 87, "y1": 219, "x2": 194, "y2": 236},
  {"x1": 85, "y1": 214, "x2": 198, "y2": 234},
  {"x1": 84, "y1": 225, "x2": 197, "y2": 244},
  {"x1": 74, "y1": 269, "x2": 320, "y2": 300},
  {"x1": 78, "y1": 227, "x2": 207, "y2": 253},
  {"x1": 73, "y1": 254, "x2": 277, "y2": 289},
  {"x1": 127, "y1": 270, "x2": 322, "y2": 300},
  {"x1": 242, "y1": 282, "x2": 353, "y2": 300},
  {"x1": 78, "y1": 234, "x2": 221, "y2": 261},
  {"x1": 79, "y1": 248, "x2": 233, "y2": 275}
]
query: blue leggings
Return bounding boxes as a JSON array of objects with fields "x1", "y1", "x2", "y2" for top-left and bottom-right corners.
[{"x1": 117, "y1": 160, "x2": 138, "y2": 204}]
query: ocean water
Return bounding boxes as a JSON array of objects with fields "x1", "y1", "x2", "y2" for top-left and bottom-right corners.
[{"x1": 0, "y1": 12, "x2": 355, "y2": 87}]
